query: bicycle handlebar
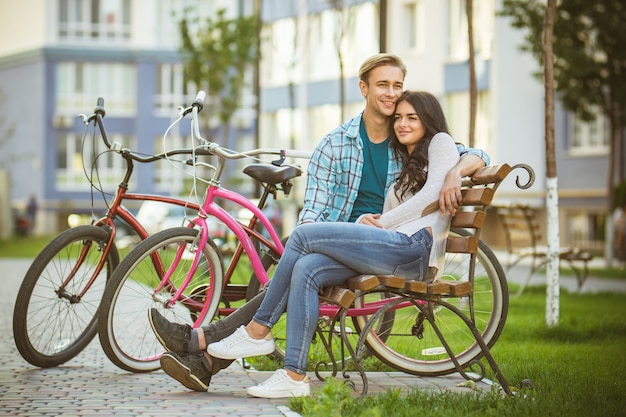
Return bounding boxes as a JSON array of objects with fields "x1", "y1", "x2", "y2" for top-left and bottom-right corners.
[
  {"x1": 82, "y1": 97, "x2": 212, "y2": 164},
  {"x1": 82, "y1": 92, "x2": 311, "y2": 170},
  {"x1": 187, "y1": 91, "x2": 312, "y2": 163}
]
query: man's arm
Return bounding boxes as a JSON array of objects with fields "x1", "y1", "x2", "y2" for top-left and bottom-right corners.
[
  {"x1": 439, "y1": 154, "x2": 486, "y2": 215},
  {"x1": 298, "y1": 139, "x2": 336, "y2": 224}
]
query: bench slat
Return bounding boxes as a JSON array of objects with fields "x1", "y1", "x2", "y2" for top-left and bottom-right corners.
[
  {"x1": 427, "y1": 281, "x2": 450, "y2": 295},
  {"x1": 378, "y1": 275, "x2": 406, "y2": 289},
  {"x1": 405, "y1": 280, "x2": 428, "y2": 293},
  {"x1": 319, "y1": 287, "x2": 356, "y2": 309},
  {"x1": 347, "y1": 275, "x2": 380, "y2": 291},
  {"x1": 468, "y1": 163, "x2": 512, "y2": 185},
  {"x1": 446, "y1": 236, "x2": 478, "y2": 254},
  {"x1": 450, "y1": 210, "x2": 486, "y2": 228},
  {"x1": 448, "y1": 281, "x2": 473, "y2": 296},
  {"x1": 461, "y1": 187, "x2": 495, "y2": 206}
]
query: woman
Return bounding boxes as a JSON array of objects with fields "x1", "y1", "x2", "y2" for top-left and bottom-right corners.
[{"x1": 207, "y1": 91, "x2": 461, "y2": 398}]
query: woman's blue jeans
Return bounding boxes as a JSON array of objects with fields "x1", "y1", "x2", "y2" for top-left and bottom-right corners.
[{"x1": 252, "y1": 222, "x2": 433, "y2": 375}]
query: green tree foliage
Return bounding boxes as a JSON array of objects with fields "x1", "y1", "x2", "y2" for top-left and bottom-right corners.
[
  {"x1": 500, "y1": 0, "x2": 626, "y2": 215},
  {"x1": 178, "y1": 8, "x2": 257, "y2": 126},
  {"x1": 500, "y1": 0, "x2": 625, "y2": 126}
]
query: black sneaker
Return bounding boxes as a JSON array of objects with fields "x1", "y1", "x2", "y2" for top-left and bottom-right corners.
[
  {"x1": 149, "y1": 308, "x2": 191, "y2": 355},
  {"x1": 160, "y1": 351, "x2": 212, "y2": 392}
]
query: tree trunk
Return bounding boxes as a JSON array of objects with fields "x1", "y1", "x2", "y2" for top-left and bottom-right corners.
[
  {"x1": 605, "y1": 120, "x2": 619, "y2": 267},
  {"x1": 543, "y1": 0, "x2": 559, "y2": 327},
  {"x1": 466, "y1": 0, "x2": 476, "y2": 147}
]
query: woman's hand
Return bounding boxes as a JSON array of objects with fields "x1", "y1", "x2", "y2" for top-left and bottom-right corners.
[{"x1": 357, "y1": 213, "x2": 384, "y2": 228}]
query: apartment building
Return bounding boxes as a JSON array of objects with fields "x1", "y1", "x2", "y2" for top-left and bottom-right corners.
[
  {"x1": 0, "y1": 0, "x2": 618, "y2": 253},
  {"x1": 0, "y1": 0, "x2": 257, "y2": 236},
  {"x1": 257, "y1": 0, "x2": 616, "y2": 252}
]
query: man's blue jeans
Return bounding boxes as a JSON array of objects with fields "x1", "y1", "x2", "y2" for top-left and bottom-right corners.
[{"x1": 252, "y1": 222, "x2": 433, "y2": 375}]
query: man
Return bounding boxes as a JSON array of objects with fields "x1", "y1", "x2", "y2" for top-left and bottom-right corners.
[{"x1": 152, "y1": 53, "x2": 489, "y2": 392}]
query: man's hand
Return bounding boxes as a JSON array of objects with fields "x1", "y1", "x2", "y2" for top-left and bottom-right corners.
[
  {"x1": 358, "y1": 213, "x2": 384, "y2": 228},
  {"x1": 439, "y1": 154, "x2": 485, "y2": 215}
]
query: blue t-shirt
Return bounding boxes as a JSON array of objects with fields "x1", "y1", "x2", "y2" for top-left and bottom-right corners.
[{"x1": 349, "y1": 121, "x2": 389, "y2": 222}]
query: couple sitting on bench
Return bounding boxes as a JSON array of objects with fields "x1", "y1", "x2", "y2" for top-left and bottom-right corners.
[{"x1": 149, "y1": 54, "x2": 490, "y2": 398}]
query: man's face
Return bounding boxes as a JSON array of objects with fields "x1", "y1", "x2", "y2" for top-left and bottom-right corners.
[{"x1": 359, "y1": 65, "x2": 405, "y2": 118}]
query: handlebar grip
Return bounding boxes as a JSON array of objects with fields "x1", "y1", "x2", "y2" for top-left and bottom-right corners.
[
  {"x1": 95, "y1": 97, "x2": 106, "y2": 117},
  {"x1": 192, "y1": 91, "x2": 206, "y2": 110},
  {"x1": 284, "y1": 150, "x2": 313, "y2": 160}
]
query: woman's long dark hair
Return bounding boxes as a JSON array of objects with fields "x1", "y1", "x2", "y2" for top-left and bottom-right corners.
[{"x1": 390, "y1": 91, "x2": 450, "y2": 199}]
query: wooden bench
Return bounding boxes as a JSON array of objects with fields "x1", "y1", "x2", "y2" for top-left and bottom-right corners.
[
  {"x1": 494, "y1": 204, "x2": 593, "y2": 294},
  {"x1": 318, "y1": 163, "x2": 535, "y2": 396}
]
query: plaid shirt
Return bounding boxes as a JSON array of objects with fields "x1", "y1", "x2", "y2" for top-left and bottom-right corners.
[{"x1": 298, "y1": 112, "x2": 490, "y2": 224}]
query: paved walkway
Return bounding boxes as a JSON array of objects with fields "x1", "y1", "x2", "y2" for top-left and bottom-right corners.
[{"x1": 2, "y1": 258, "x2": 624, "y2": 416}]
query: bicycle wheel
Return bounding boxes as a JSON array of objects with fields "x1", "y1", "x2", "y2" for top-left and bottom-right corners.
[
  {"x1": 352, "y1": 228, "x2": 508, "y2": 376},
  {"x1": 13, "y1": 225, "x2": 119, "y2": 367},
  {"x1": 98, "y1": 227, "x2": 224, "y2": 372}
]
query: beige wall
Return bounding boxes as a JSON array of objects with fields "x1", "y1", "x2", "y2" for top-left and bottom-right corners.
[{"x1": 0, "y1": 1, "x2": 49, "y2": 57}]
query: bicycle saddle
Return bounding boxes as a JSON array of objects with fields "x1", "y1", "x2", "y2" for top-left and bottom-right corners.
[{"x1": 243, "y1": 163, "x2": 302, "y2": 185}]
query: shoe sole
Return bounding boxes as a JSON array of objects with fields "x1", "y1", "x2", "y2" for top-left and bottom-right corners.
[
  {"x1": 207, "y1": 342, "x2": 275, "y2": 360},
  {"x1": 246, "y1": 387, "x2": 310, "y2": 399},
  {"x1": 160, "y1": 354, "x2": 208, "y2": 392},
  {"x1": 149, "y1": 310, "x2": 173, "y2": 352}
]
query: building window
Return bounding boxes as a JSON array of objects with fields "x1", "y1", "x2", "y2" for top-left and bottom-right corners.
[
  {"x1": 448, "y1": 0, "x2": 494, "y2": 61},
  {"x1": 56, "y1": 62, "x2": 136, "y2": 116},
  {"x1": 570, "y1": 107, "x2": 610, "y2": 155},
  {"x1": 565, "y1": 210, "x2": 605, "y2": 252},
  {"x1": 155, "y1": 63, "x2": 189, "y2": 116},
  {"x1": 445, "y1": 90, "x2": 492, "y2": 152},
  {"x1": 155, "y1": 0, "x2": 217, "y2": 47},
  {"x1": 59, "y1": 0, "x2": 131, "y2": 43},
  {"x1": 56, "y1": 132, "x2": 135, "y2": 191},
  {"x1": 399, "y1": 1, "x2": 424, "y2": 53}
]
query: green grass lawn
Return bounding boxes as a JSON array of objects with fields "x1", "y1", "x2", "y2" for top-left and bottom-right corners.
[
  {"x1": 0, "y1": 234, "x2": 57, "y2": 257},
  {"x1": 290, "y1": 285, "x2": 626, "y2": 417}
]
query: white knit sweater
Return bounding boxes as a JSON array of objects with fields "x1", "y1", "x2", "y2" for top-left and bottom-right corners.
[{"x1": 378, "y1": 132, "x2": 460, "y2": 273}]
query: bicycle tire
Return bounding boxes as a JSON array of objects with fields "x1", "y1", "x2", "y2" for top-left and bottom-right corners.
[
  {"x1": 13, "y1": 225, "x2": 119, "y2": 367},
  {"x1": 352, "y1": 228, "x2": 508, "y2": 376},
  {"x1": 97, "y1": 227, "x2": 224, "y2": 372}
]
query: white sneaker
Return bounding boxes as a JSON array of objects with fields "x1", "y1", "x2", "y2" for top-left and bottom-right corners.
[
  {"x1": 246, "y1": 369, "x2": 311, "y2": 398},
  {"x1": 206, "y1": 325, "x2": 275, "y2": 359}
]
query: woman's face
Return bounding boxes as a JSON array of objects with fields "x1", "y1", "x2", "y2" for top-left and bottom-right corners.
[{"x1": 393, "y1": 100, "x2": 425, "y2": 154}]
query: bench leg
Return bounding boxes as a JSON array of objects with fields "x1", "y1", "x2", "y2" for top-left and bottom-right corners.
[
  {"x1": 312, "y1": 309, "x2": 370, "y2": 396},
  {"x1": 426, "y1": 298, "x2": 513, "y2": 396},
  {"x1": 515, "y1": 256, "x2": 547, "y2": 297},
  {"x1": 356, "y1": 296, "x2": 514, "y2": 396},
  {"x1": 564, "y1": 259, "x2": 589, "y2": 291}
]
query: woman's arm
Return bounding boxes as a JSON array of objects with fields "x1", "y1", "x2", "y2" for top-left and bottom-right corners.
[
  {"x1": 378, "y1": 133, "x2": 460, "y2": 229},
  {"x1": 439, "y1": 154, "x2": 485, "y2": 215}
]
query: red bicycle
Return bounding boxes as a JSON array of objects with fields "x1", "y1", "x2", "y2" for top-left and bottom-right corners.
[{"x1": 13, "y1": 97, "x2": 209, "y2": 368}]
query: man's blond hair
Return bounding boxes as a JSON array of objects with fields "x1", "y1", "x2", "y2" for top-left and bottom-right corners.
[{"x1": 358, "y1": 53, "x2": 407, "y2": 84}]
